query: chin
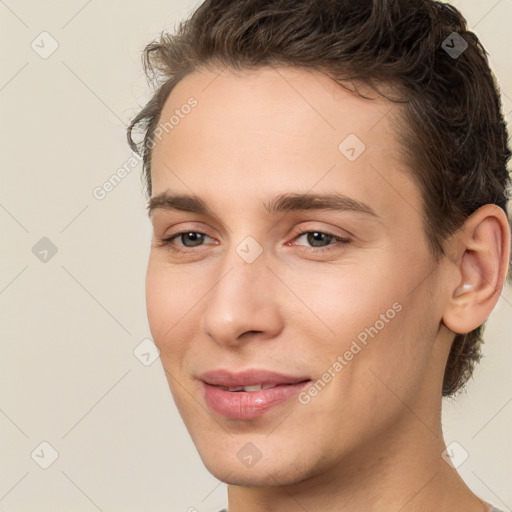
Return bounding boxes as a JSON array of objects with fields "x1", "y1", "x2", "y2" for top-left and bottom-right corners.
[
  {"x1": 197, "y1": 445, "x2": 311, "y2": 488},
  {"x1": 204, "y1": 461, "x2": 301, "y2": 487},
  {"x1": 212, "y1": 469, "x2": 276, "y2": 487}
]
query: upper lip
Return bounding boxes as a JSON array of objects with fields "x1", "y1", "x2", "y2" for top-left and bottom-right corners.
[{"x1": 198, "y1": 369, "x2": 311, "y2": 387}]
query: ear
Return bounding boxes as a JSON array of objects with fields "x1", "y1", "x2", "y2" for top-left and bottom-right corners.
[{"x1": 442, "y1": 204, "x2": 511, "y2": 334}]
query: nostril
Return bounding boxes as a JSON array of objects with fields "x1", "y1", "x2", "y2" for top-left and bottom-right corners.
[{"x1": 240, "y1": 330, "x2": 263, "y2": 337}]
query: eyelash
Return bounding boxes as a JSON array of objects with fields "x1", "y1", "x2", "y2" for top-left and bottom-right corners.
[{"x1": 157, "y1": 228, "x2": 350, "y2": 254}]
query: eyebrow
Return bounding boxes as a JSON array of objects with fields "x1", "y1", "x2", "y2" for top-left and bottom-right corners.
[{"x1": 147, "y1": 191, "x2": 378, "y2": 218}]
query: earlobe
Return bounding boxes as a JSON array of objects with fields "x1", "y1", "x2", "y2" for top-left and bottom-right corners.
[{"x1": 442, "y1": 204, "x2": 510, "y2": 335}]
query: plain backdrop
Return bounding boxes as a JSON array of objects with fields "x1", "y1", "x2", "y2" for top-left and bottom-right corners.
[{"x1": 0, "y1": 1, "x2": 511, "y2": 511}]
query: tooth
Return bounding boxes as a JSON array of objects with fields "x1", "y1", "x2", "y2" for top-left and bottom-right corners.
[
  {"x1": 243, "y1": 385, "x2": 263, "y2": 392},
  {"x1": 224, "y1": 384, "x2": 278, "y2": 392}
]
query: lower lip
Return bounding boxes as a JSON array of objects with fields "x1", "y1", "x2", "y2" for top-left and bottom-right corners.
[{"x1": 202, "y1": 381, "x2": 311, "y2": 420}]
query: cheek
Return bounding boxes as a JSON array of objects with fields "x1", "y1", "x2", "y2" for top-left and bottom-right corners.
[
  {"x1": 145, "y1": 261, "x2": 209, "y2": 417},
  {"x1": 285, "y1": 259, "x2": 401, "y2": 340},
  {"x1": 145, "y1": 258, "x2": 203, "y2": 361},
  {"x1": 285, "y1": 255, "x2": 434, "y2": 385}
]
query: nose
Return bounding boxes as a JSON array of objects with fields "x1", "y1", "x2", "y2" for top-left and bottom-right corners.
[{"x1": 201, "y1": 247, "x2": 284, "y2": 347}]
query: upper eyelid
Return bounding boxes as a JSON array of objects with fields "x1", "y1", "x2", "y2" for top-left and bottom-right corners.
[
  {"x1": 152, "y1": 203, "x2": 362, "y2": 236},
  {"x1": 163, "y1": 225, "x2": 346, "y2": 239},
  {"x1": 160, "y1": 219, "x2": 351, "y2": 237}
]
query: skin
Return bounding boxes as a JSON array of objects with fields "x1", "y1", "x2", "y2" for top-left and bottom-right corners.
[{"x1": 145, "y1": 65, "x2": 510, "y2": 512}]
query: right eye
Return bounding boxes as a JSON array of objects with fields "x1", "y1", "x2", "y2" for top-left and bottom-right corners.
[{"x1": 157, "y1": 231, "x2": 217, "y2": 253}]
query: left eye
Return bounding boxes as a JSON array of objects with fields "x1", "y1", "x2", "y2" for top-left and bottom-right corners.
[{"x1": 293, "y1": 230, "x2": 349, "y2": 250}]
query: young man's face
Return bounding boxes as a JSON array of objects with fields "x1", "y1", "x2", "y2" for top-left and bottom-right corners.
[{"x1": 147, "y1": 66, "x2": 452, "y2": 486}]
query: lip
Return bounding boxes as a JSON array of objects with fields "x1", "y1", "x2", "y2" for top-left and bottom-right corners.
[
  {"x1": 199, "y1": 369, "x2": 310, "y2": 387},
  {"x1": 199, "y1": 369, "x2": 311, "y2": 420}
]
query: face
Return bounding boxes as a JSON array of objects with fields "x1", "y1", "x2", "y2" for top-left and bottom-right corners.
[{"x1": 146, "y1": 66, "x2": 448, "y2": 486}]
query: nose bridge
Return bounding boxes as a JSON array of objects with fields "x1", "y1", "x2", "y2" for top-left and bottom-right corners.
[{"x1": 201, "y1": 239, "x2": 282, "y2": 345}]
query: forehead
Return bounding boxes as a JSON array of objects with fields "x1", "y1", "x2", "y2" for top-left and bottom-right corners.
[
  {"x1": 154, "y1": 65, "x2": 396, "y2": 161},
  {"x1": 150, "y1": 65, "x2": 419, "y2": 223}
]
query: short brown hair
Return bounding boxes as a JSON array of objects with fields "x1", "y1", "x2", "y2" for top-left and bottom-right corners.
[{"x1": 127, "y1": 0, "x2": 511, "y2": 396}]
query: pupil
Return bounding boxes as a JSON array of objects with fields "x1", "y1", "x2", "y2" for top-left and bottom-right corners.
[
  {"x1": 308, "y1": 232, "x2": 331, "y2": 247},
  {"x1": 183, "y1": 232, "x2": 204, "y2": 247}
]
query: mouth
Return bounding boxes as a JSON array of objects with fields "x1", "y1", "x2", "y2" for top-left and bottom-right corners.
[
  {"x1": 198, "y1": 369, "x2": 312, "y2": 420},
  {"x1": 199, "y1": 368, "x2": 311, "y2": 387},
  {"x1": 214, "y1": 382, "x2": 305, "y2": 392}
]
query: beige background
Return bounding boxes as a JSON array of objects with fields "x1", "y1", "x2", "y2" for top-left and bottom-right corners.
[{"x1": 0, "y1": 1, "x2": 511, "y2": 511}]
